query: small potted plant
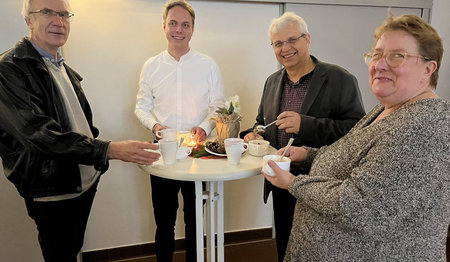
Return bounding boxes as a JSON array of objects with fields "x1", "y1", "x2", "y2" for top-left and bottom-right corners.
[{"x1": 212, "y1": 95, "x2": 243, "y2": 139}]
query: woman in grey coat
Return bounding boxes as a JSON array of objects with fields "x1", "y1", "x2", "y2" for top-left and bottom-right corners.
[{"x1": 263, "y1": 14, "x2": 450, "y2": 262}]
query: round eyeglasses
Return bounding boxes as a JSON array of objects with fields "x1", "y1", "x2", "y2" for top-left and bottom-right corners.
[
  {"x1": 364, "y1": 51, "x2": 431, "y2": 68},
  {"x1": 29, "y1": 8, "x2": 74, "y2": 22}
]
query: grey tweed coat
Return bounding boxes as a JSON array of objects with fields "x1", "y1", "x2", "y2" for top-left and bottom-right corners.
[{"x1": 285, "y1": 98, "x2": 450, "y2": 262}]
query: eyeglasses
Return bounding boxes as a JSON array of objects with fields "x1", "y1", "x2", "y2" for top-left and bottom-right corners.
[
  {"x1": 271, "y1": 34, "x2": 306, "y2": 49},
  {"x1": 29, "y1": 8, "x2": 74, "y2": 22},
  {"x1": 364, "y1": 51, "x2": 431, "y2": 68}
]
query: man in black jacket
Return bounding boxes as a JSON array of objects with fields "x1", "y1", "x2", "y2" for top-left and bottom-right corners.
[
  {"x1": 241, "y1": 12, "x2": 365, "y2": 262},
  {"x1": 0, "y1": 0, "x2": 159, "y2": 261}
]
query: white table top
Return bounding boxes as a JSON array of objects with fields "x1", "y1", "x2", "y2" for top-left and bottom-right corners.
[{"x1": 139, "y1": 147, "x2": 277, "y2": 182}]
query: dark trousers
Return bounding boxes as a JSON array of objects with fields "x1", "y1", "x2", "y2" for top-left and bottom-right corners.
[
  {"x1": 272, "y1": 185, "x2": 297, "y2": 262},
  {"x1": 151, "y1": 175, "x2": 197, "y2": 262},
  {"x1": 24, "y1": 180, "x2": 99, "y2": 262}
]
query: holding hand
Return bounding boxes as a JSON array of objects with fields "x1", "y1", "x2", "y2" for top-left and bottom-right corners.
[
  {"x1": 262, "y1": 160, "x2": 296, "y2": 190},
  {"x1": 108, "y1": 140, "x2": 160, "y2": 165},
  {"x1": 152, "y1": 123, "x2": 170, "y2": 140},
  {"x1": 191, "y1": 127, "x2": 206, "y2": 143},
  {"x1": 277, "y1": 146, "x2": 308, "y2": 163},
  {"x1": 276, "y1": 111, "x2": 301, "y2": 134},
  {"x1": 243, "y1": 132, "x2": 264, "y2": 143}
]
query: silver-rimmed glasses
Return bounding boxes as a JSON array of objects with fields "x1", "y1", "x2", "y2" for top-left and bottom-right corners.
[
  {"x1": 364, "y1": 51, "x2": 431, "y2": 68},
  {"x1": 29, "y1": 8, "x2": 74, "y2": 22},
  {"x1": 271, "y1": 34, "x2": 306, "y2": 49}
]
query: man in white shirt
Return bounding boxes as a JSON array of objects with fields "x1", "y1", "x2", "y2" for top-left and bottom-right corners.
[{"x1": 135, "y1": 1, "x2": 225, "y2": 261}]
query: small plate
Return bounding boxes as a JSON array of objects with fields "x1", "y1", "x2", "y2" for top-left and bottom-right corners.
[
  {"x1": 176, "y1": 152, "x2": 189, "y2": 160},
  {"x1": 176, "y1": 147, "x2": 192, "y2": 160},
  {"x1": 204, "y1": 147, "x2": 227, "y2": 157}
]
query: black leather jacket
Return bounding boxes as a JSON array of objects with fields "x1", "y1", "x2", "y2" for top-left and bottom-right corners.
[{"x1": 0, "y1": 38, "x2": 110, "y2": 198}]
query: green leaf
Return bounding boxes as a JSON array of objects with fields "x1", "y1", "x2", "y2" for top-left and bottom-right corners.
[
  {"x1": 228, "y1": 103, "x2": 234, "y2": 115},
  {"x1": 215, "y1": 108, "x2": 228, "y2": 115}
]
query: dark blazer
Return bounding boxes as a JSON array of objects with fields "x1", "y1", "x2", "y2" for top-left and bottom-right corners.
[{"x1": 241, "y1": 56, "x2": 365, "y2": 202}]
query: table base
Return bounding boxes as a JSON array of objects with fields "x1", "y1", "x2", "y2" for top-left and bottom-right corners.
[{"x1": 195, "y1": 181, "x2": 224, "y2": 262}]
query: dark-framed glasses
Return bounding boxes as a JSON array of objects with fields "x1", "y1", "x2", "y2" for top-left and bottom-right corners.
[
  {"x1": 29, "y1": 8, "x2": 74, "y2": 22},
  {"x1": 271, "y1": 34, "x2": 306, "y2": 49},
  {"x1": 364, "y1": 51, "x2": 431, "y2": 68}
]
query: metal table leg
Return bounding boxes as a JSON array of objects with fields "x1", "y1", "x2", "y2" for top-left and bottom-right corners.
[
  {"x1": 206, "y1": 182, "x2": 216, "y2": 262},
  {"x1": 217, "y1": 181, "x2": 224, "y2": 262},
  {"x1": 195, "y1": 181, "x2": 204, "y2": 262}
]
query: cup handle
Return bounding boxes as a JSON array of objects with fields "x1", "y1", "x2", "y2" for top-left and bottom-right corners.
[
  {"x1": 155, "y1": 130, "x2": 162, "y2": 138},
  {"x1": 242, "y1": 143, "x2": 249, "y2": 152},
  {"x1": 186, "y1": 147, "x2": 192, "y2": 155}
]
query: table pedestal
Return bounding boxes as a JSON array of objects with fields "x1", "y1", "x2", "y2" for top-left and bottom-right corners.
[
  {"x1": 195, "y1": 181, "x2": 225, "y2": 262},
  {"x1": 139, "y1": 147, "x2": 276, "y2": 262}
]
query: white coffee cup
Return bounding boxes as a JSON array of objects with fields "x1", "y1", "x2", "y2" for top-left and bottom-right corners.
[
  {"x1": 262, "y1": 155, "x2": 291, "y2": 176},
  {"x1": 159, "y1": 139, "x2": 178, "y2": 165},
  {"x1": 248, "y1": 140, "x2": 270, "y2": 156},
  {"x1": 176, "y1": 146, "x2": 193, "y2": 160},
  {"x1": 156, "y1": 128, "x2": 178, "y2": 140},
  {"x1": 224, "y1": 138, "x2": 248, "y2": 165}
]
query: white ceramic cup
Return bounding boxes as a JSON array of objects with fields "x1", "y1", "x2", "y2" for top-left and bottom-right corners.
[
  {"x1": 176, "y1": 146, "x2": 193, "y2": 160},
  {"x1": 156, "y1": 128, "x2": 178, "y2": 140},
  {"x1": 248, "y1": 140, "x2": 270, "y2": 156},
  {"x1": 224, "y1": 138, "x2": 249, "y2": 165},
  {"x1": 262, "y1": 155, "x2": 291, "y2": 176},
  {"x1": 159, "y1": 139, "x2": 178, "y2": 165}
]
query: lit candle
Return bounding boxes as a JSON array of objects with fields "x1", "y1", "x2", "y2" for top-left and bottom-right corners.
[{"x1": 189, "y1": 134, "x2": 197, "y2": 147}]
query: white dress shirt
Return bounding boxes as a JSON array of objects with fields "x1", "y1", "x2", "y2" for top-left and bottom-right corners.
[{"x1": 135, "y1": 49, "x2": 225, "y2": 135}]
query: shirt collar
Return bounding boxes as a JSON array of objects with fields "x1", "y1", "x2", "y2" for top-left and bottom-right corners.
[
  {"x1": 283, "y1": 68, "x2": 314, "y2": 87},
  {"x1": 164, "y1": 49, "x2": 194, "y2": 62},
  {"x1": 30, "y1": 40, "x2": 65, "y2": 67}
]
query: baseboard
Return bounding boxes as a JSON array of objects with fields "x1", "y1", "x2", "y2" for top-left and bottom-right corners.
[{"x1": 82, "y1": 227, "x2": 273, "y2": 262}]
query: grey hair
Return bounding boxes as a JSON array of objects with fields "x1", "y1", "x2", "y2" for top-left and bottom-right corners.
[
  {"x1": 22, "y1": 0, "x2": 72, "y2": 17},
  {"x1": 22, "y1": 0, "x2": 32, "y2": 17},
  {"x1": 268, "y1": 12, "x2": 309, "y2": 39}
]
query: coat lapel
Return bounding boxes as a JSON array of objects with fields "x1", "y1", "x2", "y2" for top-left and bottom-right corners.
[
  {"x1": 264, "y1": 70, "x2": 284, "y2": 143},
  {"x1": 300, "y1": 56, "x2": 324, "y2": 114}
]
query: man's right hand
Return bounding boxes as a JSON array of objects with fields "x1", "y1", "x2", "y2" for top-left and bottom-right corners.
[
  {"x1": 107, "y1": 140, "x2": 160, "y2": 165},
  {"x1": 152, "y1": 123, "x2": 170, "y2": 140}
]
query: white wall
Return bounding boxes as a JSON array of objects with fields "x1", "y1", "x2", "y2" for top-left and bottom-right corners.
[
  {"x1": 0, "y1": 1, "x2": 45, "y2": 261},
  {"x1": 430, "y1": 0, "x2": 450, "y2": 99},
  {"x1": 1, "y1": 0, "x2": 449, "y2": 260}
]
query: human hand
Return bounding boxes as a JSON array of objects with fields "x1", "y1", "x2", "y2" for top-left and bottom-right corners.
[
  {"x1": 262, "y1": 160, "x2": 296, "y2": 190},
  {"x1": 277, "y1": 146, "x2": 307, "y2": 163},
  {"x1": 191, "y1": 127, "x2": 206, "y2": 143},
  {"x1": 276, "y1": 111, "x2": 301, "y2": 134},
  {"x1": 152, "y1": 124, "x2": 170, "y2": 140},
  {"x1": 243, "y1": 132, "x2": 264, "y2": 143},
  {"x1": 107, "y1": 140, "x2": 160, "y2": 165}
]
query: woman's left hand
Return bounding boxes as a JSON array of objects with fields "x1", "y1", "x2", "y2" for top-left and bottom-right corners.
[{"x1": 262, "y1": 160, "x2": 296, "y2": 190}]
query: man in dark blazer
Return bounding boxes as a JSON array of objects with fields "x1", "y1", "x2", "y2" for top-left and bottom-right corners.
[{"x1": 241, "y1": 12, "x2": 365, "y2": 262}]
